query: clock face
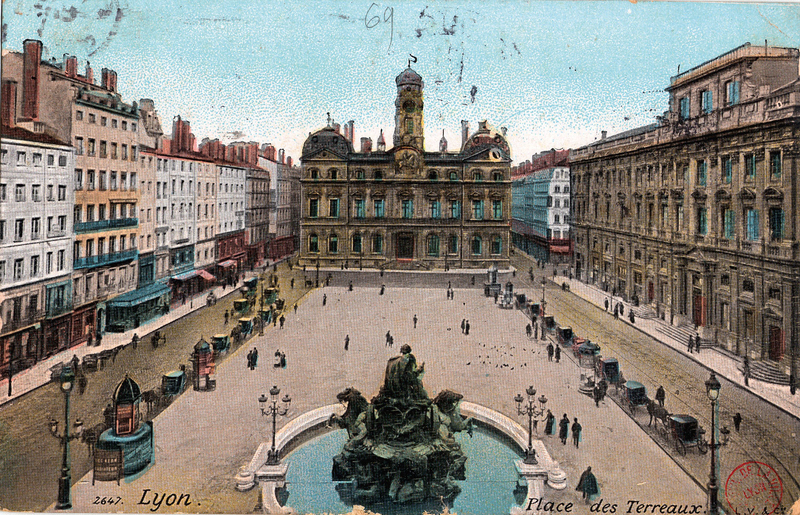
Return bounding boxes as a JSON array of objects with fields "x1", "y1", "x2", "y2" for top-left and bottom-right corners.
[
  {"x1": 403, "y1": 100, "x2": 415, "y2": 113},
  {"x1": 61, "y1": 381, "x2": 73, "y2": 392}
]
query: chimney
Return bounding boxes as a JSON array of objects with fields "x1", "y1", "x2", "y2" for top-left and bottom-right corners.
[
  {"x1": 461, "y1": 120, "x2": 469, "y2": 148},
  {"x1": 278, "y1": 149, "x2": 285, "y2": 164},
  {"x1": 360, "y1": 137, "x2": 372, "y2": 153},
  {"x1": 377, "y1": 129, "x2": 386, "y2": 152},
  {"x1": 439, "y1": 130, "x2": 448, "y2": 152},
  {"x1": 22, "y1": 39, "x2": 43, "y2": 120},
  {"x1": 348, "y1": 120, "x2": 355, "y2": 143},
  {"x1": 108, "y1": 70, "x2": 117, "y2": 92},
  {"x1": 64, "y1": 55, "x2": 77, "y2": 78},
  {"x1": 101, "y1": 68, "x2": 110, "y2": 89},
  {"x1": 1, "y1": 80, "x2": 18, "y2": 128},
  {"x1": 286, "y1": 156, "x2": 293, "y2": 167},
  {"x1": 601, "y1": 130, "x2": 607, "y2": 140},
  {"x1": 85, "y1": 61, "x2": 94, "y2": 84}
]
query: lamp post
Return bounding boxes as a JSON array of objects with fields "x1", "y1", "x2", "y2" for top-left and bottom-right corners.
[
  {"x1": 514, "y1": 386, "x2": 548, "y2": 464},
  {"x1": 704, "y1": 373, "x2": 729, "y2": 515},
  {"x1": 315, "y1": 259, "x2": 320, "y2": 287},
  {"x1": 540, "y1": 276, "x2": 547, "y2": 317},
  {"x1": 259, "y1": 385, "x2": 291, "y2": 465},
  {"x1": 49, "y1": 365, "x2": 85, "y2": 510}
]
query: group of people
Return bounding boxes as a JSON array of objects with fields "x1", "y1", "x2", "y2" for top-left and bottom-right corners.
[
  {"x1": 445, "y1": 281, "x2": 455, "y2": 300},
  {"x1": 546, "y1": 341, "x2": 562, "y2": 363},
  {"x1": 686, "y1": 332, "x2": 702, "y2": 354},
  {"x1": 460, "y1": 319, "x2": 471, "y2": 335},
  {"x1": 543, "y1": 411, "x2": 583, "y2": 448},
  {"x1": 246, "y1": 347, "x2": 259, "y2": 370},
  {"x1": 273, "y1": 350, "x2": 287, "y2": 368},
  {"x1": 385, "y1": 330, "x2": 395, "y2": 347}
]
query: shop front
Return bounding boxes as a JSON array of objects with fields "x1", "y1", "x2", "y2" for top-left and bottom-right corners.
[{"x1": 106, "y1": 281, "x2": 172, "y2": 332}]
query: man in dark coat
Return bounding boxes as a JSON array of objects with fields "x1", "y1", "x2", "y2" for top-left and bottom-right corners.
[
  {"x1": 593, "y1": 383, "x2": 603, "y2": 407},
  {"x1": 687, "y1": 335, "x2": 693, "y2": 353},
  {"x1": 576, "y1": 466, "x2": 599, "y2": 502},
  {"x1": 279, "y1": 315, "x2": 285, "y2": 329},
  {"x1": 250, "y1": 348, "x2": 258, "y2": 370},
  {"x1": 413, "y1": 314, "x2": 418, "y2": 328},
  {"x1": 534, "y1": 323, "x2": 539, "y2": 340},
  {"x1": 546, "y1": 342, "x2": 554, "y2": 362},
  {"x1": 743, "y1": 357, "x2": 751, "y2": 386},
  {"x1": 461, "y1": 319, "x2": 466, "y2": 334},
  {"x1": 554, "y1": 345, "x2": 561, "y2": 363},
  {"x1": 733, "y1": 412, "x2": 742, "y2": 432},
  {"x1": 526, "y1": 323, "x2": 532, "y2": 338},
  {"x1": 604, "y1": 298, "x2": 609, "y2": 311},
  {"x1": 572, "y1": 417, "x2": 582, "y2": 448},
  {"x1": 559, "y1": 414, "x2": 570, "y2": 444},
  {"x1": 323, "y1": 294, "x2": 327, "y2": 306},
  {"x1": 655, "y1": 385, "x2": 666, "y2": 407},
  {"x1": 464, "y1": 320, "x2": 470, "y2": 335},
  {"x1": 694, "y1": 332, "x2": 701, "y2": 353},
  {"x1": 344, "y1": 335, "x2": 349, "y2": 351},
  {"x1": 544, "y1": 410, "x2": 555, "y2": 435}
]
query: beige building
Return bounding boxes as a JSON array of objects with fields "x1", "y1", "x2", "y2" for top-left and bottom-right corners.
[
  {"x1": 299, "y1": 67, "x2": 512, "y2": 270},
  {"x1": 571, "y1": 43, "x2": 800, "y2": 379}
]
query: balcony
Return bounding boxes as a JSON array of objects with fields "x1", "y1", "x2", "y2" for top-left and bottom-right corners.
[
  {"x1": 74, "y1": 218, "x2": 138, "y2": 234},
  {"x1": 74, "y1": 249, "x2": 138, "y2": 269},
  {"x1": 46, "y1": 302, "x2": 73, "y2": 319},
  {"x1": 1, "y1": 310, "x2": 46, "y2": 335},
  {"x1": 47, "y1": 229, "x2": 67, "y2": 238}
]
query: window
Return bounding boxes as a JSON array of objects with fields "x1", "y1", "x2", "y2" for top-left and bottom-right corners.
[
  {"x1": 58, "y1": 185, "x2": 66, "y2": 201},
  {"x1": 329, "y1": 234, "x2": 339, "y2": 253},
  {"x1": 330, "y1": 169, "x2": 338, "y2": 180},
  {"x1": 121, "y1": 121, "x2": 127, "y2": 130},
  {"x1": 554, "y1": 215, "x2": 560, "y2": 224},
  {"x1": 57, "y1": 250, "x2": 65, "y2": 271},
  {"x1": 31, "y1": 218, "x2": 40, "y2": 239},
  {"x1": 449, "y1": 171, "x2": 458, "y2": 182},
  {"x1": 493, "y1": 200, "x2": 502, "y2": 219},
  {"x1": 15, "y1": 184, "x2": 25, "y2": 202},
  {"x1": 0, "y1": 150, "x2": 6, "y2": 164},
  {"x1": 87, "y1": 138, "x2": 96, "y2": 156},
  {"x1": 745, "y1": 154, "x2": 756, "y2": 181},
  {"x1": 451, "y1": 200, "x2": 461, "y2": 219},
  {"x1": 88, "y1": 113, "x2": 96, "y2": 124},
  {"x1": 59, "y1": 154, "x2": 67, "y2": 167},
  {"x1": 0, "y1": 261, "x2": 4, "y2": 281},
  {"x1": 87, "y1": 170, "x2": 96, "y2": 190},
  {"x1": 13, "y1": 258, "x2": 24, "y2": 280},
  {"x1": 427, "y1": 235, "x2": 440, "y2": 256},
  {"x1": 31, "y1": 184, "x2": 41, "y2": 202},
  {"x1": 58, "y1": 215, "x2": 66, "y2": 231},
  {"x1": 0, "y1": 221, "x2": 4, "y2": 241},
  {"x1": 121, "y1": 145, "x2": 128, "y2": 160},
  {"x1": 111, "y1": 142, "x2": 118, "y2": 159},
  {"x1": 724, "y1": 209, "x2": 735, "y2": 240},
  {"x1": 99, "y1": 171, "x2": 107, "y2": 190},
  {"x1": 99, "y1": 140, "x2": 107, "y2": 158},
  {"x1": 309, "y1": 198, "x2": 319, "y2": 217},
  {"x1": 448, "y1": 235, "x2": 458, "y2": 254},
  {"x1": 697, "y1": 160, "x2": 706, "y2": 187},
  {"x1": 679, "y1": 96, "x2": 690, "y2": 120},
  {"x1": 355, "y1": 199, "x2": 365, "y2": 218},
  {"x1": 75, "y1": 169, "x2": 83, "y2": 190},
  {"x1": 110, "y1": 171, "x2": 118, "y2": 190},
  {"x1": 310, "y1": 170, "x2": 319, "y2": 180},
  {"x1": 471, "y1": 236, "x2": 482, "y2": 255},
  {"x1": 98, "y1": 204, "x2": 106, "y2": 221},
  {"x1": 374, "y1": 170, "x2": 383, "y2": 180},
  {"x1": 491, "y1": 235, "x2": 502, "y2": 255},
  {"x1": 696, "y1": 207, "x2": 707, "y2": 235},
  {"x1": 14, "y1": 219, "x2": 23, "y2": 240},
  {"x1": 87, "y1": 204, "x2": 95, "y2": 221},
  {"x1": 472, "y1": 200, "x2": 484, "y2": 220},
  {"x1": 0, "y1": 184, "x2": 5, "y2": 201},
  {"x1": 742, "y1": 278, "x2": 755, "y2": 293},
  {"x1": 770, "y1": 152, "x2": 781, "y2": 179},
  {"x1": 352, "y1": 234, "x2": 362, "y2": 253},
  {"x1": 726, "y1": 80, "x2": 740, "y2": 106},
  {"x1": 101, "y1": 116, "x2": 107, "y2": 126},
  {"x1": 769, "y1": 208, "x2": 784, "y2": 241},
  {"x1": 372, "y1": 234, "x2": 384, "y2": 254},
  {"x1": 356, "y1": 170, "x2": 365, "y2": 180},
  {"x1": 374, "y1": 199, "x2": 385, "y2": 218},
  {"x1": 493, "y1": 172, "x2": 503, "y2": 182},
  {"x1": 701, "y1": 90, "x2": 713, "y2": 114},
  {"x1": 76, "y1": 110, "x2": 84, "y2": 121},
  {"x1": 31, "y1": 153, "x2": 42, "y2": 166},
  {"x1": 402, "y1": 199, "x2": 414, "y2": 219},
  {"x1": 472, "y1": 172, "x2": 483, "y2": 182},
  {"x1": 16, "y1": 151, "x2": 26, "y2": 165},
  {"x1": 745, "y1": 209, "x2": 759, "y2": 241},
  {"x1": 406, "y1": 118, "x2": 414, "y2": 134},
  {"x1": 309, "y1": 234, "x2": 319, "y2": 253},
  {"x1": 430, "y1": 200, "x2": 441, "y2": 219},
  {"x1": 75, "y1": 137, "x2": 84, "y2": 155},
  {"x1": 329, "y1": 198, "x2": 340, "y2": 218},
  {"x1": 722, "y1": 157, "x2": 732, "y2": 184},
  {"x1": 428, "y1": 171, "x2": 438, "y2": 181}
]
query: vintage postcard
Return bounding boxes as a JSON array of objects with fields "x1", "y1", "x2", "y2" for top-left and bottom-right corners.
[{"x1": 1, "y1": 1, "x2": 799, "y2": 514}]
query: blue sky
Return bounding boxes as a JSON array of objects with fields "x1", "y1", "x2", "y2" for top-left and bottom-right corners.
[{"x1": 3, "y1": 0, "x2": 800, "y2": 163}]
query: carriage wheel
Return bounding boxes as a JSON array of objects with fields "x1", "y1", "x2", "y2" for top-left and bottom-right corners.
[
  {"x1": 658, "y1": 423, "x2": 669, "y2": 439},
  {"x1": 676, "y1": 438, "x2": 686, "y2": 456},
  {"x1": 698, "y1": 439, "x2": 708, "y2": 454}
]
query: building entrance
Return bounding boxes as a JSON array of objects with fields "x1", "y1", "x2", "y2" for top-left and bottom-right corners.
[{"x1": 396, "y1": 234, "x2": 414, "y2": 259}]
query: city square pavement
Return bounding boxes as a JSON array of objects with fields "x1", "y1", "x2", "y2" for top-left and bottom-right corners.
[{"x1": 67, "y1": 283, "x2": 704, "y2": 513}]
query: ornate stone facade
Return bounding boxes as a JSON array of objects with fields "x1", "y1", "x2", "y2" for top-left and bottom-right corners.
[
  {"x1": 299, "y1": 67, "x2": 511, "y2": 270},
  {"x1": 571, "y1": 44, "x2": 800, "y2": 377}
]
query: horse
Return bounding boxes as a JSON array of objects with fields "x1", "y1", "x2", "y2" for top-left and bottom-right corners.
[{"x1": 646, "y1": 399, "x2": 670, "y2": 430}]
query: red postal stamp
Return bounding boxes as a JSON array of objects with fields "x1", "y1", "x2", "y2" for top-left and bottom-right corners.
[{"x1": 725, "y1": 461, "x2": 783, "y2": 515}]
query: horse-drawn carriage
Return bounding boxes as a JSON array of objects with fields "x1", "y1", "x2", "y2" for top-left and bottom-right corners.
[
  {"x1": 233, "y1": 298, "x2": 250, "y2": 315},
  {"x1": 595, "y1": 357, "x2": 620, "y2": 384},
  {"x1": 244, "y1": 277, "x2": 259, "y2": 290},
  {"x1": 556, "y1": 326, "x2": 573, "y2": 346},
  {"x1": 211, "y1": 334, "x2": 231, "y2": 355},
  {"x1": 572, "y1": 337, "x2": 600, "y2": 359},
  {"x1": 161, "y1": 368, "x2": 187, "y2": 397},
  {"x1": 542, "y1": 315, "x2": 556, "y2": 333},
  {"x1": 263, "y1": 287, "x2": 279, "y2": 305},
  {"x1": 239, "y1": 317, "x2": 254, "y2": 337},
  {"x1": 669, "y1": 415, "x2": 708, "y2": 455},
  {"x1": 623, "y1": 380, "x2": 648, "y2": 414}
]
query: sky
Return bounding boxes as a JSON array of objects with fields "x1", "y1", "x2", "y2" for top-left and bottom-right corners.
[{"x1": 3, "y1": 0, "x2": 800, "y2": 164}]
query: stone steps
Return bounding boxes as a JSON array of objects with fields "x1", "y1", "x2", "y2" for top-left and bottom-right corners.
[{"x1": 750, "y1": 361, "x2": 791, "y2": 385}]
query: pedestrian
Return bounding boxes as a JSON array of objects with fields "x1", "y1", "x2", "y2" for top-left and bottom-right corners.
[
  {"x1": 224, "y1": 310, "x2": 229, "y2": 325},
  {"x1": 629, "y1": 310, "x2": 635, "y2": 324},
  {"x1": 293, "y1": 303, "x2": 298, "y2": 315},
  {"x1": 323, "y1": 294, "x2": 327, "y2": 306},
  {"x1": 274, "y1": 350, "x2": 282, "y2": 368},
  {"x1": 388, "y1": 335, "x2": 394, "y2": 348},
  {"x1": 464, "y1": 320, "x2": 470, "y2": 335},
  {"x1": 344, "y1": 335, "x2": 350, "y2": 351},
  {"x1": 547, "y1": 342, "x2": 554, "y2": 361},
  {"x1": 386, "y1": 330, "x2": 391, "y2": 346},
  {"x1": 279, "y1": 315, "x2": 285, "y2": 329},
  {"x1": 694, "y1": 332, "x2": 701, "y2": 353},
  {"x1": 494, "y1": 292, "x2": 499, "y2": 304},
  {"x1": 290, "y1": 278, "x2": 294, "y2": 289},
  {"x1": 413, "y1": 314, "x2": 418, "y2": 328},
  {"x1": 733, "y1": 412, "x2": 742, "y2": 432},
  {"x1": 655, "y1": 385, "x2": 666, "y2": 407},
  {"x1": 544, "y1": 410, "x2": 555, "y2": 436},
  {"x1": 471, "y1": 276, "x2": 475, "y2": 285},
  {"x1": 534, "y1": 323, "x2": 539, "y2": 340},
  {"x1": 251, "y1": 348, "x2": 259, "y2": 370},
  {"x1": 743, "y1": 356, "x2": 750, "y2": 387},
  {"x1": 619, "y1": 303, "x2": 624, "y2": 316},
  {"x1": 604, "y1": 298, "x2": 609, "y2": 311},
  {"x1": 576, "y1": 466, "x2": 600, "y2": 503},
  {"x1": 593, "y1": 383, "x2": 602, "y2": 407},
  {"x1": 461, "y1": 319, "x2": 466, "y2": 334},
  {"x1": 687, "y1": 334, "x2": 694, "y2": 353},
  {"x1": 349, "y1": 281, "x2": 353, "y2": 291},
  {"x1": 526, "y1": 323, "x2": 532, "y2": 338},
  {"x1": 613, "y1": 304, "x2": 619, "y2": 319},
  {"x1": 380, "y1": 284, "x2": 385, "y2": 295},
  {"x1": 87, "y1": 332, "x2": 94, "y2": 347},
  {"x1": 554, "y1": 345, "x2": 561, "y2": 363},
  {"x1": 450, "y1": 289, "x2": 455, "y2": 300},
  {"x1": 280, "y1": 351, "x2": 286, "y2": 368},
  {"x1": 572, "y1": 417, "x2": 582, "y2": 448},
  {"x1": 559, "y1": 414, "x2": 570, "y2": 444},
  {"x1": 247, "y1": 349, "x2": 253, "y2": 369}
]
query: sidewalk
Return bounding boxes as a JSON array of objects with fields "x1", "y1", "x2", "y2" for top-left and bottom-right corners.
[
  {"x1": 0, "y1": 268, "x2": 266, "y2": 407},
  {"x1": 554, "y1": 272, "x2": 800, "y2": 418}
]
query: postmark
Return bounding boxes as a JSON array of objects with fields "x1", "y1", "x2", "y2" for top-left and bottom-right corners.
[{"x1": 725, "y1": 461, "x2": 783, "y2": 515}]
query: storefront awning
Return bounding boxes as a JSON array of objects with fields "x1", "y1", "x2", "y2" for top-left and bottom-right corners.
[
  {"x1": 107, "y1": 282, "x2": 171, "y2": 308},
  {"x1": 198, "y1": 270, "x2": 216, "y2": 281},
  {"x1": 217, "y1": 260, "x2": 237, "y2": 268},
  {"x1": 172, "y1": 270, "x2": 199, "y2": 281}
]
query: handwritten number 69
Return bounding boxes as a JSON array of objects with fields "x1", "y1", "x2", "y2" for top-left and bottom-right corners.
[{"x1": 365, "y1": 3, "x2": 394, "y2": 53}]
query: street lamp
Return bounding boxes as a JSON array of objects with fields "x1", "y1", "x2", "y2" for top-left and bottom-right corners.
[
  {"x1": 514, "y1": 386, "x2": 548, "y2": 464},
  {"x1": 49, "y1": 365, "x2": 85, "y2": 510},
  {"x1": 315, "y1": 259, "x2": 320, "y2": 287},
  {"x1": 704, "y1": 373, "x2": 729, "y2": 515},
  {"x1": 259, "y1": 385, "x2": 292, "y2": 465},
  {"x1": 540, "y1": 276, "x2": 547, "y2": 317}
]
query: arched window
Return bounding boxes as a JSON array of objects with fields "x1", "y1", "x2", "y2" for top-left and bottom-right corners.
[
  {"x1": 427, "y1": 235, "x2": 440, "y2": 256},
  {"x1": 310, "y1": 169, "x2": 319, "y2": 180},
  {"x1": 493, "y1": 172, "x2": 503, "y2": 182},
  {"x1": 491, "y1": 235, "x2": 502, "y2": 255},
  {"x1": 449, "y1": 171, "x2": 458, "y2": 182},
  {"x1": 428, "y1": 170, "x2": 438, "y2": 181},
  {"x1": 471, "y1": 236, "x2": 482, "y2": 255},
  {"x1": 309, "y1": 234, "x2": 319, "y2": 253},
  {"x1": 329, "y1": 234, "x2": 339, "y2": 253},
  {"x1": 472, "y1": 171, "x2": 483, "y2": 182},
  {"x1": 356, "y1": 170, "x2": 365, "y2": 180},
  {"x1": 330, "y1": 169, "x2": 338, "y2": 180},
  {"x1": 374, "y1": 170, "x2": 383, "y2": 180}
]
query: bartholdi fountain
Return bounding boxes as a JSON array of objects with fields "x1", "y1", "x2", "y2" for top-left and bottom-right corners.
[{"x1": 327, "y1": 344, "x2": 473, "y2": 505}]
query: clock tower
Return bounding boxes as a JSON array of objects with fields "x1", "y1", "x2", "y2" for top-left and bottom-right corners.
[{"x1": 393, "y1": 67, "x2": 424, "y2": 151}]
